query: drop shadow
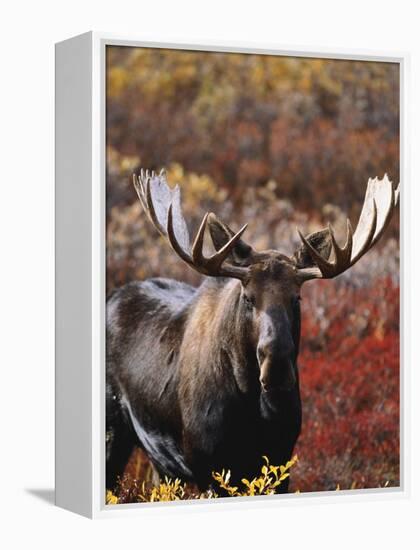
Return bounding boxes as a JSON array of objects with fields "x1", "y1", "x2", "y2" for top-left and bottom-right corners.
[{"x1": 25, "y1": 488, "x2": 55, "y2": 505}]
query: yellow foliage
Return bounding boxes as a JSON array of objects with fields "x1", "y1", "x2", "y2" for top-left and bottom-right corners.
[
  {"x1": 143, "y1": 477, "x2": 186, "y2": 502},
  {"x1": 165, "y1": 163, "x2": 226, "y2": 208},
  {"x1": 106, "y1": 490, "x2": 119, "y2": 505},
  {"x1": 212, "y1": 455, "x2": 298, "y2": 497},
  {"x1": 107, "y1": 456, "x2": 298, "y2": 504},
  {"x1": 107, "y1": 67, "x2": 130, "y2": 99}
]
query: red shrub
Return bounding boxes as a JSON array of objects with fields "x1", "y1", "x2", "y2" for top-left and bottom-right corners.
[{"x1": 291, "y1": 278, "x2": 399, "y2": 491}]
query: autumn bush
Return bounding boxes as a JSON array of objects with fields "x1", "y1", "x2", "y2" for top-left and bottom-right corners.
[
  {"x1": 105, "y1": 48, "x2": 400, "y2": 499},
  {"x1": 106, "y1": 48, "x2": 399, "y2": 215},
  {"x1": 292, "y1": 278, "x2": 399, "y2": 492},
  {"x1": 107, "y1": 455, "x2": 298, "y2": 504}
]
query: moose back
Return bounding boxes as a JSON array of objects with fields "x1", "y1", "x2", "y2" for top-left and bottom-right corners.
[{"x1": 106, "y1": 170, "x2": 399, "y2": 492}]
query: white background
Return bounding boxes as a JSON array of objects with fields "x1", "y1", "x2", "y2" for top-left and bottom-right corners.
[{"x1": 0, "y1": 1, "x2": 418, "y2": 548}]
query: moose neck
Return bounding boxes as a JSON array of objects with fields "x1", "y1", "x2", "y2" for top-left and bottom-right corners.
[{"x1": 182, "y1": 277, "x2": 259, "y2": 394}]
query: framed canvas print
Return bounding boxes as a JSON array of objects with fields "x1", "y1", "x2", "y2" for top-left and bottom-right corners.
[{"x1": 55, "y1": 32, "x2": 408, "y2": 518}]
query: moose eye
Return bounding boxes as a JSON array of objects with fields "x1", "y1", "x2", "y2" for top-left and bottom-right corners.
[{"x1": 243, "y1": 294, "x2": 255, "y2": 309}]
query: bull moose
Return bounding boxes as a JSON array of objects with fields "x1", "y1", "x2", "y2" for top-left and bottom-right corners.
[{"x1": 106, "y1": 170, "x2": 399, "y2": 493}]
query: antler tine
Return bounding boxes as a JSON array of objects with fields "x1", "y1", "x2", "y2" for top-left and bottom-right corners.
[
  {"x1": 328, "y1": 219, "x2": 353, "y2": 270},
  {"x1": 134, "y1": 170, "x2": 154, "y2": 224},
  {"x1": 198, "y1": 222, "x2": 249, "y2": 274},
  {"x1": 297, "y1": 228, "x2": 334, "y2": 277},
  {"x1": 297, "y1": 175, "x2": 398, "y2": 281},
  {"x1": 191, "y1": 215, "x2": 248, "y2": 271},
  {"x1": 167, "y1": 204, "x2": 249, "y2": 278},
  {"x1": 190, "y1": 213, "x2": 249, "y2": 275},
  {"x1": 167, "y1": 203, "x2": 194, "y2": 266},
  {"x1": 191, "y1": 213, "x2": 210, "y2": 264},
  {"x1": 349, "y1": 198, "x2": 378, "y2": 265},
  {"x1": 144, "y1": 175, "x2": 166, "y2": 236},
  {"x1": 135, "y1": 169, "x2": 249, "y2": 280},
  {"x1": 133, "y1": 174, "x2": 146, "y2": 211},
  {"x1": 366, "y1": 186, "x2": 396, "y2": 252},
  {"x1": 394, "y1": 184, "x2": 400, "y2": 207},
  {"x1": 212, "y1": 223, "x2": 248, "y2": 266}
]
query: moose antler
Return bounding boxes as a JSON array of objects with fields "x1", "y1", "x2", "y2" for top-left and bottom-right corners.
[
  {"x1": 133, "y1": 169, "x2": 249, "y2": 280},
  {"x1": 297, "y1": 174, "x2": 400, "y2": 280}
]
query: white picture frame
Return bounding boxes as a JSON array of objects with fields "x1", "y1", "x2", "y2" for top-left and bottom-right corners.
[{"x1": 55, "y1": 31, "x2": 409, "y2": 519}]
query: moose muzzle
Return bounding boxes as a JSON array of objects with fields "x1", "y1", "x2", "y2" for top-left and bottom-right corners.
[{"x1": 257, "y1": 308, "x2": 297, "y2": 392}]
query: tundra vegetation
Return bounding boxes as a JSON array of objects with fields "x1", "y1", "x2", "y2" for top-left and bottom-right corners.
[{"x1": 106, "y1": 48, "x2": 399, "y2": 502}]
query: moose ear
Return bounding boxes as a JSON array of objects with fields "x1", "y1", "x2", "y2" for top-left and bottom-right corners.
[
  {"x1": 207, "y1": 213, "x2": 253, "y2": 265},
  {"x1": 292, "y1": 228, "x2": 332, "y2": 269}
]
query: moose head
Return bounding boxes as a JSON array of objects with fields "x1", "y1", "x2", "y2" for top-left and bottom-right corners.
[{"x1": 133, "y1": 170, "x2": 399, "y2": 394}]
